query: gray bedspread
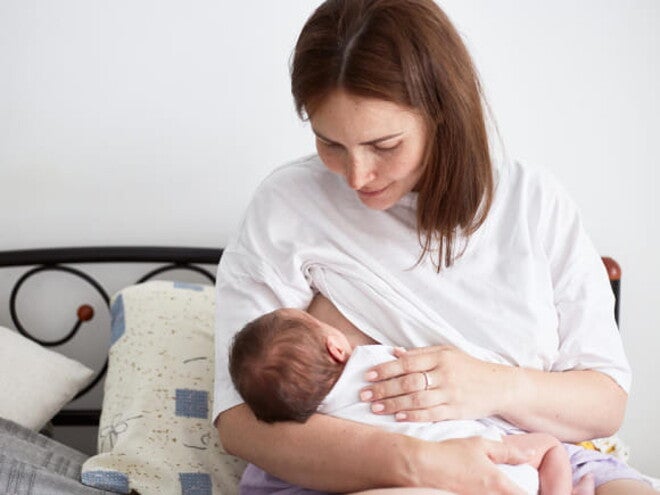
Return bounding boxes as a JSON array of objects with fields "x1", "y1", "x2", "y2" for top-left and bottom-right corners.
[{"x1": 0, "y1": 418, "x2": 115, "y2": 495}]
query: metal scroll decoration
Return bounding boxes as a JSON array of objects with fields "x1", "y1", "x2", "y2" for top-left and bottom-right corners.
[
  {"x1": 2, "y1": 248, "x2": 221, "y2": 412},
  {"x1": 9, "y1": 265, "x2": 111, "y2": 401}
]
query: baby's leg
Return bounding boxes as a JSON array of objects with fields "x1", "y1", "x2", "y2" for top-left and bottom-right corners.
[
  {"x1": 573, "y1": 474, "x2": 595, "y2": 495},
  {"x1": 595, "y1": 479, "x2": 658, "y2": 494},
  {"x1": 503, "y1": 433, "x2": 573, "y2": 495},
  {"x1": 351, "y1": 489, "x2": 455, "y2": 495}
]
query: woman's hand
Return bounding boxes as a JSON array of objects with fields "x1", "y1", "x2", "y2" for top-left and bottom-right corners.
[
  {"x1": 360, "y1": 345, "x2": 627, "y2": 442},
  {"x1": 360, "y1": 346, "x2": 515, "y2": 422},
  {"x1": 408, "y1": 435, "x2": 530, "y2": 495}
]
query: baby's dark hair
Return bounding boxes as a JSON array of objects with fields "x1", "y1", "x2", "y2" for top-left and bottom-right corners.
[{"x1": 229, "y1": 309, "x2": 344, "y2": 423}]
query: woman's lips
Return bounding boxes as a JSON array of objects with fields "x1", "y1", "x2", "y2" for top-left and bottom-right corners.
[{"x1": 358, "y1": 184, "x2": 390, "y2": 198}]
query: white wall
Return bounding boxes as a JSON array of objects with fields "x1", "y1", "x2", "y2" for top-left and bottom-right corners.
[{"x1": 1, "y1": 0, "x2": 658, "y2": 477}]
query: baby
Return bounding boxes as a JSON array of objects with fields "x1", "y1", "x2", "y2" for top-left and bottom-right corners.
[{"x1": 229, "y1": 308, "x2": 594, "y2": 495}]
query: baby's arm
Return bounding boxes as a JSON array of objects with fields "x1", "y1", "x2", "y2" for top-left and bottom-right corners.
[{"x1": 502, "y1": 433, "x2": 574, "y2": 495}]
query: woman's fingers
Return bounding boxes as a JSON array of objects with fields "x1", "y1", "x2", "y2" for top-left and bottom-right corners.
[
  {"x1": 366, "y1": 388, "x2": 448, "y2": 415},
  {"x1": 362, "y1": 370, "x2": 433, "y2": 402},
  {"x1": 393, "y1": 404, "x2": 456, "y2": 423},
  {"x1": 393, "y1": 345, "x2": 446, "y2": 357},
  {"x1": 394, "y1": 404, "x2": 459, "y2": 423},
  {"x1": 362, "y1": 345, "x2": 506, "y2": 420},
  {"x1": 365, "y1": 346, "x2": 450, "y2": 381},
  {"x1": 430, "y1": 437, "x2": 528, "y2": 495},
  {"x1": 484, "y1": 438, "x2": 531, "y2": 466},
  {"x1": 361, "y1": 372, "x2": 460, "y2": 422},
  {"x1": 360, "y1": 352, "x2": 451, "y2": 417}
]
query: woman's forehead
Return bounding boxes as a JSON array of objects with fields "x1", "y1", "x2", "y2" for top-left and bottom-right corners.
[{"x1": 309, "y1": 89, "x2": 425, "y2": 143}]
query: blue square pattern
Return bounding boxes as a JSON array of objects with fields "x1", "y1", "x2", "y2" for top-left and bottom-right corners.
[
  {"x1": 110, "y1": 294, "x2": 125, "y2": 346},
  {"x1": 173, "y1": 281, "x2": 204, "y2": 291},
  {"x1": 175, "y1": 389, "x2": 209, "y2": 419},
  {"x1": 179, "y1": 473, "x2": 212, "y2": 495},
  {"x1": 81, "y1": 470, "x2": 130, "y2": 494}
]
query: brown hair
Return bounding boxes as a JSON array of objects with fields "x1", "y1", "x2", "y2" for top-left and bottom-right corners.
[
  {"x1": 291, "y1": 0, "x2": 493, "y2": 269},
  {"x1": 229, "y1": 309, "x2": 343, "y2": 423}
]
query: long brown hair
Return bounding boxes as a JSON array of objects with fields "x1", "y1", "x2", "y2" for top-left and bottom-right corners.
[{"x1": 291, "y1": 0, "x2": 493, "y2": 269}]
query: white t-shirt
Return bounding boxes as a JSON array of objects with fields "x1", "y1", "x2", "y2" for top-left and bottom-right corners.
[{"x1": 213, "y1": 154, "x2": 630, "y2": 421}]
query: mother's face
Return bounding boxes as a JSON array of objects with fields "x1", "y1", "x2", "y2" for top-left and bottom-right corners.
[{"x1": 309, "y1": 89, "x2": 428, "y2": 211}]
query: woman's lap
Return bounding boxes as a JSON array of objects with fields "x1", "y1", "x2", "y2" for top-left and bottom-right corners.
[
  {"x1": 239, "y1": 463, "x2": 331, "y2": 495},
  {"x1": 239, "y1": 466, "x2": 455, "y2": 495},
  {"x1": 239, "y1": 444, "x2": 651, "y2": 495}
]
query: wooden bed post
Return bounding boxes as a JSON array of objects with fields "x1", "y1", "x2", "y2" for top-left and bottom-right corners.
[{"x1": 602, "y1": 256, "x2": 621, "y2": 326}]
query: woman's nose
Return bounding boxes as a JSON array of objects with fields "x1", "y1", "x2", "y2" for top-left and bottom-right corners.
[{"x1": 345, "y1": 153, "x2": 376, "y2": 190}]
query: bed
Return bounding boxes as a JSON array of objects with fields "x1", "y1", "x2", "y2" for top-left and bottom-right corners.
[
  {"x1": 0, "y1": 246, "x2": 246, "y2": 495},
  {"x1": 0, "y1": 246, "x2": 648, "y2": 495}
]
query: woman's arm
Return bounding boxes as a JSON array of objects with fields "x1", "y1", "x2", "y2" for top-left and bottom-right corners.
[
  {"x1": 361, "y1": 346, "x2": 627, "y2": 443},
  {"x1": 309, "y1": 293, "x2": 626, "y2": 442},
  {"x1": 216, "y1": 403, "x2": 529, "y2": 495},
  {"x1": 504, "y1": 364, "x2": 627, "y2": 441}
]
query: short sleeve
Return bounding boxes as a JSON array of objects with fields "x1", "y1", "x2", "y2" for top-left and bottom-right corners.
[
  {"x1": 538, "y1": 174, "x2": 631, "y2": 392},
  {"x1": 213, "y1": 166, "x2": 313, "y2": 419}
]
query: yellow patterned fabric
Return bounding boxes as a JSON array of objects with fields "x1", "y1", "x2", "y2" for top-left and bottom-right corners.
[{"x1": 577, "y1": 435, "x2": 630, "y2": 462}]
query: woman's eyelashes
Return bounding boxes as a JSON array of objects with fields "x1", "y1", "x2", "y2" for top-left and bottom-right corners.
[
  {"x1": 317, "y1": 138, "x2": 343, "y2": 151},
  {"x1": 316, "y1": 137, "x2": 402, "y2": 155},
  {"x1": 372, "y1": 141, "x2": 401, "y2": 153}
]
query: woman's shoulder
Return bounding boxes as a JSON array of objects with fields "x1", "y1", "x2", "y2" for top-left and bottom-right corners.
[
  {"x1": 499, "y1": 158, "x2": 568, "y2": 196},
  {"x1": 236, "y1": 154, "x2": 352, "y2": 234},
  {"x1": 490, "y1": 158, "x2": 584, "y2": 248},
  {"x1": 497, "y1": 158, "x2": 577, "y2": 213},
  {"x1": 258, "y1": 154, "x2": 334, "y2": 192},
  {"x1": 247, "y1": 154, "x2": 353, "y2": 216}
]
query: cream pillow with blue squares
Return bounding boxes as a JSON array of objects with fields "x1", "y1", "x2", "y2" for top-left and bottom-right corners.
[{"x1": 81, "y1": 281, "x2": 246, "y2": 495}]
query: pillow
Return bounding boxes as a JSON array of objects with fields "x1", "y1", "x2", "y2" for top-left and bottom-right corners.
[
  {"x1": 81, "y1": 281, "x2": 246, "y2": 495},
  {"x1": 0, "y1": 325, "x2": 94, "y2": 430}
]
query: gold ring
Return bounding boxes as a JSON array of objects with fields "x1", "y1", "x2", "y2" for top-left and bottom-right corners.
[{"x1": 422, "y1": 371, "x2": 431, "y2": 390}]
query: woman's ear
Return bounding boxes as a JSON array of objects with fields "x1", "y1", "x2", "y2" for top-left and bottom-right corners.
[{"x1": 325, "y1": 335, "x2": 349, "y2": 363}]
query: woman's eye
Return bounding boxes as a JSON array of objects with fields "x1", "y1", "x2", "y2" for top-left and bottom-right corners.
[
  {"x1": 373, "y1": 142, "x2": 401, "y2": 153},
  {"x1": 318, "y1": 139, "x2": 342, "y2": 150}
]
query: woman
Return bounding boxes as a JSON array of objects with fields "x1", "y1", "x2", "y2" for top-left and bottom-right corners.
[{"x1": 213, "y1": 1, "x2": 654, "y2": 494}]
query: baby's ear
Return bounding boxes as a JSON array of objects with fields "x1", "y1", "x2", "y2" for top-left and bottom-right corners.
[{"x1": 325, "y1": 335, "x2": 349, "y2": 364}]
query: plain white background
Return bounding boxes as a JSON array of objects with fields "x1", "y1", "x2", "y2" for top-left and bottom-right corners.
[{"x1": 1, "y1": 0, "x2": 658, "y2": 478}]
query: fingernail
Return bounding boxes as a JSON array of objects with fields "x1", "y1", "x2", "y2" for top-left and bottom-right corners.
[
  {"x1": 371, "y1": 403, "x2": 384, "y2": 413},
  {"x1": 360, "y1": 390, "x2": 373, "y2": 401},
  {"x1": 365, "y1": 371, "x2": 378, "y2": 381},
  {"x1": 395, "y1": 412, "x2": 407, "y2": 421}
]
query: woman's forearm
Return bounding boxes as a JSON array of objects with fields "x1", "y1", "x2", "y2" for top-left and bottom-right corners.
[
  {"x1": 364, "y1": 346, "x2": 626, "y2": 444},
  {"x1": 217, "y1": 403, "x2": 531, "y2": 494},
  {"x1": 217, "y1": 404, "x2": 416, "y2": 492},
  {"x1": 499, "y1": 367, "x2": 627, "y2": 442}
]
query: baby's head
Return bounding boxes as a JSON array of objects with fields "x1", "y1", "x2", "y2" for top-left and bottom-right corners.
[{"x1": 229, "y1": 308, "x2": 352, "y2": 423}]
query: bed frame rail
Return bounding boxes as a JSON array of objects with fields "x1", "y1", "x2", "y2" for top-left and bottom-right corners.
[{"x1": 0, "y1": 246, "x2": 223, "y2": 426}]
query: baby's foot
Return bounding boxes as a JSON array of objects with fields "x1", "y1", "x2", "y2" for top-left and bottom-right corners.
[{"x1": 572, "y1": 473, "x2": 595, "y2": 495}]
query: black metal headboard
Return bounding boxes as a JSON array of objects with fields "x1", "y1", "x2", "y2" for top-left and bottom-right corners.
[
  {"x1": 0, "y1": 248, "x2": 620, "y2": 428},
  {"x1": 0, "y1": 246, "x2": 223, "y2": 426}
]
